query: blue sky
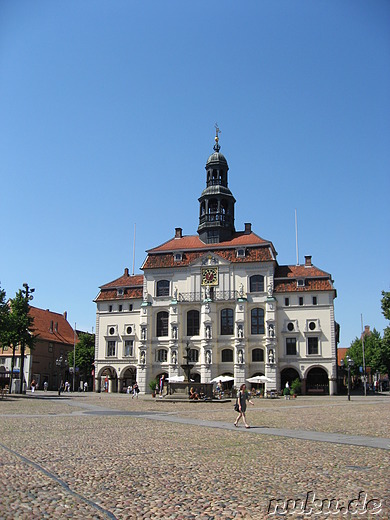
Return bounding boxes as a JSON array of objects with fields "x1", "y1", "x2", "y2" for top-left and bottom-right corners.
[{"x1": 1, "y1": 1, "x2": 389, "y2": 347}]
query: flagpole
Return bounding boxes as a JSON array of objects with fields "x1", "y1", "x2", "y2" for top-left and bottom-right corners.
[
  {"x1": 73, "y1": 322, "x2": 76, "y2": 392},
  {"x1": 361, "y1": 314, "x2": 366, "y2": 397}
]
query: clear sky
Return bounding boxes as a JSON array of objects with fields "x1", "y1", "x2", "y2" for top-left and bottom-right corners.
[{"x1": 1, "y1": 1, "x2": 389, "y2": 347}]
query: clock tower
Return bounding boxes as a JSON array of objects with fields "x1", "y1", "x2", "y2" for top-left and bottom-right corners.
[{"x1": 197, "y1": 126, "x2": 236, "y2": 244}]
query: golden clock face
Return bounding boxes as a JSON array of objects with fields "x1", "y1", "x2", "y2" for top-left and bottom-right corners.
[{"x1": 201, "y1": 267, "x2": 218, "y2": 286}]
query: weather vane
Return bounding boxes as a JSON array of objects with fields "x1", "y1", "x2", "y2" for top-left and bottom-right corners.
[{"x1": 214, "y1": 123, "x2": 221, "y2": 151}]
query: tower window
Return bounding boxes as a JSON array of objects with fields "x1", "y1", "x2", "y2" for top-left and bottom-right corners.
[
  {"x1": 156, "y1": 311, "x2": 169, "y2": 337},
  {"x1": 221, "y1": 349, "x2": 233, "y2": 362},
  {"x1": 251, "y1": 308, "x2": 265, "y2": 335},
  {"x1": 221, "y1": 309, "x2": 234, "y2": 335},
  {"x1": 187, "y1": 310, "x2": 200, "y2": 336},
  {"x1": 308, "y1": 337, "x2": 319, "y2": 355},
  {"x1": 157, "y1": 280, "x2": 170, "y2": 297},
  {"x1": 286, "y1": 338, "x2": 297, "y2": 355},
  {"x1": 252, "y1": 348, "x2": 264, "y2": 362},
  {"x1": 250, "y1": 275, "x2": 264, "y2": 292}
]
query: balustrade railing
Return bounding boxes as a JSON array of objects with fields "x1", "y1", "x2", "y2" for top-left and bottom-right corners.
[{"x1": 178, "y1": 290, "x2": 238, "y2": 302}]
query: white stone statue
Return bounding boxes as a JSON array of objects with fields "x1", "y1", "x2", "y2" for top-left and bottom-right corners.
[
  {"x1": 268, "y1": 349, "x2": 274, "y2": 364},
  {"x1": 172, "y1": 351, "x2": 177, "y2": 364},
  {"x1": 140, "y1": 350, "x2": 145, "y2": 364},
  {"x1": 237, "y1": 325, "x2": 243, "y2": 338},
  {"x1": 238, "y1": 349, "x2": 243, "y2": 363},
  {"x1": 206, "y1": 350, "x2": 211, "y2": 364},
  {"x1": 172, "y1": 326, "x2": 177, "y2": 339},
  {"x1": 205, "y1": 325, "x2": 211, "y2": 339},
  {"x1": 267, "y1": 281, "x2": 273, "y2": 296},
  {"x1": 174, "y1": 286, "x2": 178, "y2": 300},
  {"x1": 141, "y1": 327, "x2": 146, "y2": 340},
  {"x1": 269, "y1": 324, "x2": 275, "y2": 338},
  {"x1": 239, "y1": 283, "x2": 244, "y2": 298}
]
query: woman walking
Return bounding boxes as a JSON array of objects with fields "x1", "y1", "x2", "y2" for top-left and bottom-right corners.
[{"x1": 234, "y1": 383, "x2": 254, "y2": 428}]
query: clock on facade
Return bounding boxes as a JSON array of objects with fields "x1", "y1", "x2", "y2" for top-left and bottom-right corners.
[{"x1": 201, "y1": 267, "x2": 219, "y2": 286}]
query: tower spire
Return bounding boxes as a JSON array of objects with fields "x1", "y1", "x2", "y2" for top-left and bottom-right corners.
[{"x1": 214, "y1": 123, "x2": 221, "y2": 152}]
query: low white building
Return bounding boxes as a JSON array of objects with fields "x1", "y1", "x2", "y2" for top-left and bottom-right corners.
[{"x1": 94, "y1": 133, "x2": 338, "y2": 395}]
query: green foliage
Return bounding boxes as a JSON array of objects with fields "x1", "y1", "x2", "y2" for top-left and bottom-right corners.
[
  {"x1": 348, "y1": 328, "x2": 388, "y2": 375},
  {"x1": 290, "y1": 378, "x2": 301, "y2": 395},
  {"x1": 67, "y1": 332, "x2": 95, "y2": 379},
  {"x1": 149, "y1": 379, "x2": 157, "y2": 392},
  {"x1": 8, "y1": 288, "x2": 36, "y2": 352},
  {"x1": 0, "y1": 284, "x2": 11, "y2": 347},
  {"x1": 381, "y1": 291, "x2": 390, "y2": 321}
]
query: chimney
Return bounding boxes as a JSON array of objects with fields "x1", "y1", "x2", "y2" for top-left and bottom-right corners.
[
  {"x1": 244, "y1": 223, "x2": 252, "y2": 234},
  {"x1": 175, "y1": 227, "x2": 182, "y2": 239},
  {"x1": 124, "y1": 267, "x2": 129, "y2": 276},
  {"x1": 305, "y1": 255, "x2": 312, "y2": 267},
  {"x1": 63, "y1": 311, "x2": 67, "y2": 320}
]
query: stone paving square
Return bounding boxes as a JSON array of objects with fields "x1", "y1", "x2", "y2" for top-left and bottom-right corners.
[{"x1": 0, "y1": 393, "x2": 389, "y2": 519}]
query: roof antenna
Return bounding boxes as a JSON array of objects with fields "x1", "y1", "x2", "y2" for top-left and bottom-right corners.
[
  {"x1": 295, "y1": 209, "x2": 299, "y2": 265},
  {"x1": 132, "y1": 223, "x2": 136, "y2": 276}
]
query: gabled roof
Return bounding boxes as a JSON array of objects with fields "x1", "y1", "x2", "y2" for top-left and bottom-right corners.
[
  {"x1": 146, "y1": 231, "x2": 271, "y2": 253},
  {"x1": 274, "y1": 264, "x2": 335, "y2": 293},
  {"x1": 95, "y1": 270, "x2": 144, "y2": 302},
  {"x1": 142, "y1": 231, "x2": 277, "y2": 269},
  {"x1": 29, "y1": 306, "x2": 76, "y2": 345}
]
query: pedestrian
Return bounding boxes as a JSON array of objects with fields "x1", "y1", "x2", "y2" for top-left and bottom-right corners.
[
  {"x1": 43, "y1": 381, "x2": 48, "y2": 392},
  {"x1": 159, "y1": 374, "x2": 165, "y2": 398},
  {"x1": 31, "y1": 379, "x2": 36, "y2": 393},
  {"x1": 234, "y1": 383, "x2": 254, "y2": 429},
  {"x1": 132, "y1": 382, "x2": 139, "y2": 398},
  {"x1": 84, "y1": 381, "x2": 88, "y2": 392}
]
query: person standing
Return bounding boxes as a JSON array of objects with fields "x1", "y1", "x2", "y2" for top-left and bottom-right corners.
[
  {"x1": 234, "y1": 383, "x2": 254, "y2": 428},
  {"x1": 159, "y1": 374, "x2": 165, "y2": 398},
  {"x1": 132, "y1": 382, "x2": 139, "y2": 399}
]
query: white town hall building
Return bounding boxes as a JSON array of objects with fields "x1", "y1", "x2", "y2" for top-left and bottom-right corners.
[{"x1": 94, "y1": 132, "x2": 338, "y2": 395}]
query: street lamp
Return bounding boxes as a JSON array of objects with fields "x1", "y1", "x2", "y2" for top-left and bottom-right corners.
[
  {"x1": 55, "y1": 355, "x2": 68, "y2": 395},
  {"x1": 340, "y1": 356, "x2": 354, "y2": 401}
]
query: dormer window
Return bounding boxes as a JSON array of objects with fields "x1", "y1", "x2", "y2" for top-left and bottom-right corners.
[
  {"x1": 117, "y1": 288, "x2": 124, "y2": 296},
  {"x1": 297, "y1": 279, "x2": 305, "y2": 288},
  {"x1": 236, "y1": 248, "x2": 246, "y2": 258},
  {"x1": 174, "y1": 252, "x2": 183, "y2": 262}
]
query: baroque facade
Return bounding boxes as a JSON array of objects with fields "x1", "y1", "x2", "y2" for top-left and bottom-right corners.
[{"x1": 94, "y1": 133, "x2": 338, "y2": 395}]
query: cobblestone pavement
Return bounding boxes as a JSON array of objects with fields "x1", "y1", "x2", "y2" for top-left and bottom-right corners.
[{"x1": 0, "y1": 393, "x2": 389, "y2": 519}]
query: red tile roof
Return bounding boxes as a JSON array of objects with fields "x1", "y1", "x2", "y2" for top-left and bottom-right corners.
[
  {"x1": 337, "y1": 348, "x2": 349, "y2": 365},
  {"x1": 29, "y1": 306, "x2": 76, "y2": 345},
  {"x1": 96, "y1": 272, "x2": 144, "y2": 302},
  {"x1": 274, "y1": 264, "x2": 334, "y2": 293},
  {"x1": 143, "y1": 232, "x2": 276, "y2": 269},
  {"x1": 146, "y1": 231, "x2": 272, "y2": 253}
]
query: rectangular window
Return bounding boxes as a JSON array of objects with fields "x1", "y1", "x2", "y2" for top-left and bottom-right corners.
[
  {"x1": 299, "y1": 297, "x2": 304, "y2": 306},
  {"x1": 107, "y1": 341, "x2": 116, "y2": 357},
  {"x1": 0, "y1": 357, "x2": 5, "y2": 365},
  {"x1": 124, "y1": 340, "x2": 133, "y2": 357},
  {"x1": 129, "y1": 304, "x2": 133, "y2": 311},
  {"x1": 119, "y1": 304, "x2": 123, "y2": 312},
  {"x1": 308, "y1": 337, "x2": 319, "y2": 355},
  {"x1": 48, "y1": 343, "x2": 53, "y2": 353},
  {"x1": 312, "y1": 296, "x2": 317, "y2": 305},
  {"x1": 285, "y1": 298, "x2": 289, "y2": 306},
  {"x1": 109, "y1": 305, "x2": 113, "y2": 312},
  {"x1": 286, "y1": 338, "x2": 297, "y2": 356}
]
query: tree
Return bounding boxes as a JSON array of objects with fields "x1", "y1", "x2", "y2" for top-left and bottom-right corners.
[
  {"x1": 381, "y1": 291, "x2": 390, "y2": 321},
  {"x1": 380, "y1": 290, "x2": 390, "y2": 375},
  {"x1": 0, "y1": 284, "x2": 10, "y2": 347},
  {"x1": 9, "y1": 285, "x2": 36, "y2": 393},
  {"x1": 67, "y1": 332, "x2": 95, "y2": 384}
]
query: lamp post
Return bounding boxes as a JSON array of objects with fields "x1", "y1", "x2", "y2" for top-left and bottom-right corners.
[
  {"x1": 340, "y1": 356, "x2": 354, "y2": 401},
  {"x1": 19, "y1": 283, "x2": 35, "y2": 394},
  {"x1": 56, "y1": 355, "x2": 68, "y2": 396}
]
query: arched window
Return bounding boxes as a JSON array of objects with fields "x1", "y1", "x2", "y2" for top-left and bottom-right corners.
[
  {"x1": 221, "y1": 308, "x2": 234, "y2": 335},
  {"x1": 156, "y1": 311, "x2": 169, "y2": 337},
  {"x1": 250, "y1": 275, "x2": 264, "y2": 292},
  {"x1": 252, "y1": 348, "x2": 264, "y2": 362},
  {"x1": 157, "y1": 280, "x2": 170, "y2": 297},
  {"x1": 188, "y1": 349, "x2": 199, "y2": 363},
  {"x1": 251, "y1": 308, "x2": 265, "y2": 335},
  {"x1": 187, "y1": 310, "x2": 200, "y2": 336},
  {"x1": 221, "y1": 349, "x2": 234, "y2": 362},
  {"x1": 156, "y1": 349, "x2": 168, "y2": 362}
]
